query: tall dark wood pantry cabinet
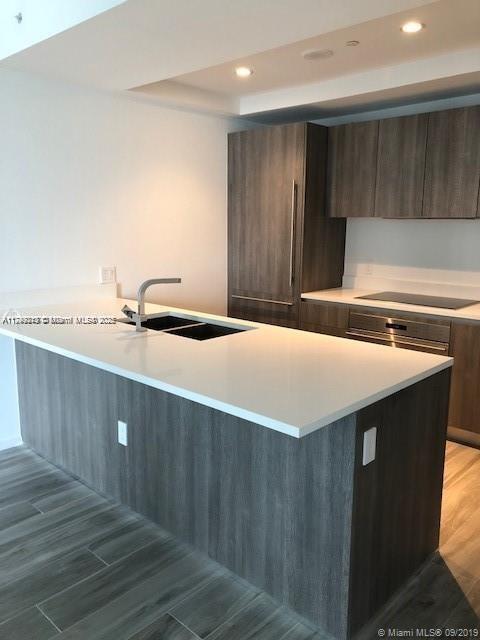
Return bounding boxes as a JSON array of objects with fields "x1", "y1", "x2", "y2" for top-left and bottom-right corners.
[{"x1": 228, "y1": 123, "x2": 346, "y2": 327}]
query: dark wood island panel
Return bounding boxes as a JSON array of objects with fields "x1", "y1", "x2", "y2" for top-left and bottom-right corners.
[
  {"x1": 349, "y1": 369, "x2": 450, "y2": 633},
  {"x1": 15, "y1": 341, "x2": 450, "y2": 639}
]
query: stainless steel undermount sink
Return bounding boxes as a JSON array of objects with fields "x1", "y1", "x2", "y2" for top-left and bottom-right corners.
[
  {"x1": 167, "y1": 322, "x2": 246, "y2": 340},
  {"x1": 122, "y1": 314, "x2": 202, "y2": 332},
  {"x1": 120, "y1": 313, "x2": 250, "y2": 340}
]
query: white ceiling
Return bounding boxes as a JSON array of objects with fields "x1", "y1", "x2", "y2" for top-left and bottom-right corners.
[
  {"x1": 0, "y1": 0, "x2": 126, "y2": 60},
  {"x1": 1, "y1": 0, "x2": 435, "y2": 88},
  {"x1": 1, "y1": 0, "x2": 478, "y2": 118},
  {"x1": 167, "y1": 0, "x2": 480, "y2": 96},
  {"x1": 136, "y1": 0, "x2": 480, "y2": 116}
]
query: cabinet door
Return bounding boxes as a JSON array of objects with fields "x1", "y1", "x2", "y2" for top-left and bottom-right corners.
[
  {"x1": 299, "y1": 301, "x2": 349, "y2": 337},
  {"x1": 423, "y1": 107, "x2": 480, "y2": 218},
  {"x1": 448, "y1": 321, "x2": 480, "y2": 437},
  {"x1": 375, "y1": 114, "x2": 428, "y2": 218},
  {"x1": 327, "y1": 121, "x2": 379, "y2": 218},
  {"x1": 228, "y1": 124, "x2": 305, "y2": 304}
]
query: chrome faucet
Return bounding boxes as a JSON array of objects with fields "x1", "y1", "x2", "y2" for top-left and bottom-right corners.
[{"x1": 122, "y1": 277, "x2": 181, "y2": 332}]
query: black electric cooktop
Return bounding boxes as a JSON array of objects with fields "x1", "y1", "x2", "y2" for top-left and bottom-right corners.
[{"x1": 356, "y1": 291, "x2": 479, "y2": 310}]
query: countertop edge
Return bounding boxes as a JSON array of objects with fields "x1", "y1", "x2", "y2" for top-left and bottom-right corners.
[
  {"x1": 298, "y1": 358, "x2": 453, "y2": 437},
  {"x1": 6, "y1": 329, "x2": 304, "y2": 439},
  {"x1": 5, "y1": 326, "x2": 453, "y2": 440}
]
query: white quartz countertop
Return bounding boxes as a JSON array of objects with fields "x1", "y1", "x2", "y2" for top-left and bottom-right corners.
[
  {"x1": 0, "y1": 297, "x2": 452, "y2": 438},
  {"x1": 302, "y1": 288, "x2": 480, "y2": 322}
]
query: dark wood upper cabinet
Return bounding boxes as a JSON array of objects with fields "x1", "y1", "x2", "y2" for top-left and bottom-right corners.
[
  {"x1": 326, "y1": 120, "x2": 379, "y2": 218},
  {"x1": 326, "y1": 106, "x2": 480, "y2": 219},
  {"x1": 423, "y1": 106, "x2": 480, "y2": 219},
  {"x1": 228, "y1": 123, "x2": 346, "y2": 327},
  {"x1": 374, "y1": 114, "x2": 428, "y2": 218}
]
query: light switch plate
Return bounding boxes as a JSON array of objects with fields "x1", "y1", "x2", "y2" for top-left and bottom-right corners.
[
  {"x1": 362, "y1": 427, "x2": 377, "y2": 466},
  {"x1": 99, "y1": 266, "x2": 116, "y2": 285},
  {"x1": 118, "y1": 420, "x2": 128, "y2": 446}
]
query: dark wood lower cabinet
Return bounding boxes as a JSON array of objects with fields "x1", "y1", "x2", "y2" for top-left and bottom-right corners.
[
  {"x1": 299, "y1": 300, "x2": 349, "y2": 337},
  {"x1": 300, "y1": 303, "x2": 480, "y2": 447},
  {"x1": 448, "y1": 320, "x2": 480, "y2": 446},
  {"x1": 15, "y1": 342, "x2": 450, "y2": 639},
  {"x1": 228, "y1": 296, "x2": 299, "y2": 328}
]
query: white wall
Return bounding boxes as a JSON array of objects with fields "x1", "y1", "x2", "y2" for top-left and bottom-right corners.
[
  {"x1": 343, "y1": 219, "x2": 480, "y2": 298},
  {"x1": 0, "y1": 69, "x2": 242, "y2": 450},
  {"x1": 0, "y1": 69, "x2": 238, "y2": 313},
  {"x1": 0, "y1": 335, "x2": 21, "y2": 451}
]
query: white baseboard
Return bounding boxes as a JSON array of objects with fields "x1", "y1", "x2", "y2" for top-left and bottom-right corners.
[{"x1": 0, "y1": 437, "x2": 23, "y2": 452}]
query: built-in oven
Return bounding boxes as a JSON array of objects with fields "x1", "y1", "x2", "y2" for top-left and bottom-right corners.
[{"x1": 346, "y1": 311, "x2": 451, "y2": 355}]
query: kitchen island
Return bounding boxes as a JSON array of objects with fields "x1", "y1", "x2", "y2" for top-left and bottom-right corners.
[{"x1": 1, "y1": 298, "x2": 453, "y2": 639}]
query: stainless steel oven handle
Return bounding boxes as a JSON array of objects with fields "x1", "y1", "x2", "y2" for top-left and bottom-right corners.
[{"x1": 345, "y1": 330, "x2": 449, "y2": 353}]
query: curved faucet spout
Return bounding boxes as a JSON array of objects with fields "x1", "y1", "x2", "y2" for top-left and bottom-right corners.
[{"x1": 135, "y1": 278, "x2": 182, "y2": 331}]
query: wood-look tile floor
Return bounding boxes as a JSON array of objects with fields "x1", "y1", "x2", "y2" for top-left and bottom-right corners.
[
  {"x1": 0, "y1": 442, "x2": 478, "y2": 640},
  {"x1": 357, "y1": 441, "x2": 480, "y2": 638}
]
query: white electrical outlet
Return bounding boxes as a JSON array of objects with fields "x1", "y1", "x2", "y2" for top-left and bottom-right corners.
[
  {"x1": 99, "y1": 266, "x2": 116, "y2": 285},
  {"x1": 362, "y1": 427, "x2": 377, "y2": 466},
  {"x1": 118, "y1": 420, "x2": 128, "y2": 446}
]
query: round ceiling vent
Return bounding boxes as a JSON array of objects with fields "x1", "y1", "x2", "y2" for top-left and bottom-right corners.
[{"x1": 302, "y1": 48, "x2": 334, "y2": 61}]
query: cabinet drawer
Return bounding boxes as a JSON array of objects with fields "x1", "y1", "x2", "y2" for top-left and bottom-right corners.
[
  {"x1": 229, "y1": 296, "x2": 299, "y2": 329},
  {"x1": 349, "y1": 305, "x2": 451, "y2": 327}
]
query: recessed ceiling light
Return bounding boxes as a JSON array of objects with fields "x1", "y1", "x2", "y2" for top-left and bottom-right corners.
[
  {"x1": 302, "y1": 48, "x2": 334, "y2": 61},
  {"x1": 346, "y1": 40, "x2": 360, "y2": 47},
  {"x1": 235, "y1": 66, "x2": 253, "y2": 78},
  {"x1": 401, "y1": 21, "x2": 425, "y2": 33}
]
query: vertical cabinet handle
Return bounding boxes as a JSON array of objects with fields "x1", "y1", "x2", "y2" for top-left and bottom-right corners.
[{"x1": 289, "y1": 180, "x2": 297, "y2": 287}]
